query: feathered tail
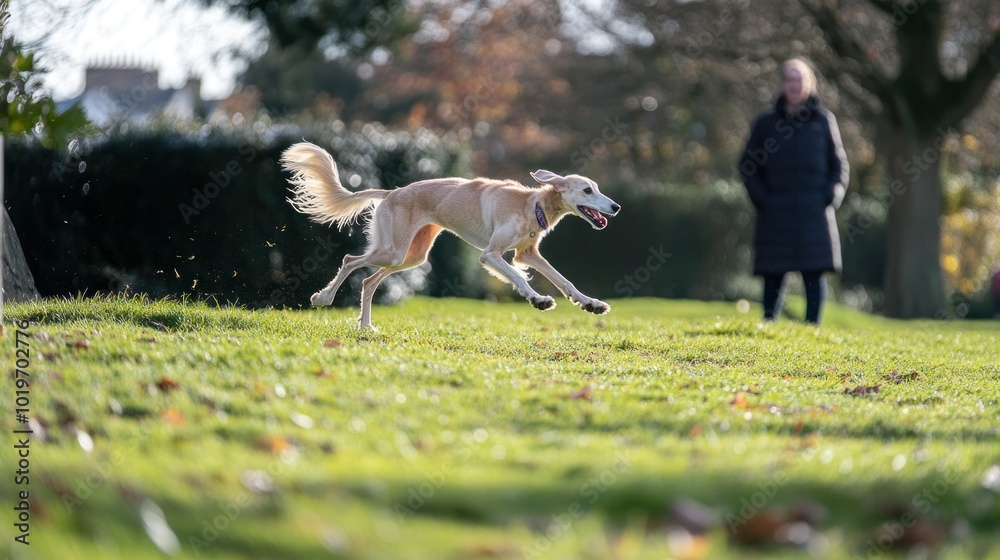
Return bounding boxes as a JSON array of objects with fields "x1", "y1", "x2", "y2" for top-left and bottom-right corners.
[{"x1": 281, "y1": 141, "x2": 389, "y2": 229}]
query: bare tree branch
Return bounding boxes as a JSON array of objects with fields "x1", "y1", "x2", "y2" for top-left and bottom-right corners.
[
  {"x1": 941, "y1": 31, "x2": 1000, "y2": 127},
  {"x1": 798, "y1": 0, "x2": 895, "y2": 108},
  {"x1": 866, "y1": 0, "x2": 902, "y2": 17}
]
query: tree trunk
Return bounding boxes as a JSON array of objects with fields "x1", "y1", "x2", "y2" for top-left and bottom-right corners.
[
  {"x1": 2, "y1": 208, "x2": 40, "y2": 303},
  {"x1": 1, "y1": 135, "x2": 41, "y2": 305},
  {"x1": 881, "y1": 128, "x2": 948, "y2": 319}
]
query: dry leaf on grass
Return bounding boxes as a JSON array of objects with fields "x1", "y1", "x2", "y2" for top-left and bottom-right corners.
[
  {"x1": 884, "y1": 370, "x2": 919, "y2": 383},
  {"x1": 567, "y1": 384, "x2": 593, "y2": 401},
  {"x1": 845, "y1": 385, "x2": 880, "y2": 397},
  {"x1": 162, "y1": 408, "x2": 185, "y2": 426},
  {"x1": 155, "y1": 376, "x2": 180, "y2": 392},
  {"x1": 255, "y1": 436, "x2": 293, "y2": 455}
]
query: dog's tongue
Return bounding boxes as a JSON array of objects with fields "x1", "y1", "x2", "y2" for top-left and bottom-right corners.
[{"x1": 583, "y1": 206, "x2": 607, "y2": 228}]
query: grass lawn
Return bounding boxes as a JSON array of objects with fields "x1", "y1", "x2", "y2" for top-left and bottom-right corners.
[{"x1": 1, "y1": 295, "x2": 998, "y2": 559}]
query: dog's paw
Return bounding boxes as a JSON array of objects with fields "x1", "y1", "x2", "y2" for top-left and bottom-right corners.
[
  {"x1": 582, "y1": 300, "x2": 610, "y2": 315},
  {"x1": 310, "y1": 291, "x2": 334, "y2": 307},
  {"x1": 529, "y1": 295, "x2": 556, "y2": 311}
]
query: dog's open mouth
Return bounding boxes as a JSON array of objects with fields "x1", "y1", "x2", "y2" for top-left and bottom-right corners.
[{"x1": 578, "y1": 205, "x2": 610, "y2": 230}]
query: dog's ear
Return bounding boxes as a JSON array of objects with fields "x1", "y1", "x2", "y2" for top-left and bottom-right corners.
[{"x1": 531, "y1": 170, "x2": 568, "y2": 190}]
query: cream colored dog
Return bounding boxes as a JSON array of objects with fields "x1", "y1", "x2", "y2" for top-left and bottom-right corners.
[{"x1": 281, "y1": 141, "x2": 620, "y2": 329}]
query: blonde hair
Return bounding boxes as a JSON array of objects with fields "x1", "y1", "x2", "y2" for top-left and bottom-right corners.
[{"x1": 781, "y1": 58, "x2": 816, "y2": 97}]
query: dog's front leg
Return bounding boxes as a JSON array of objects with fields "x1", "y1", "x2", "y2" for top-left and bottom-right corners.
[
  {"x1": 514, "y1": 248, "x2": 610, "y2": 315},
  {"x1": 479, "y1": 250, "x2": 555, "y2": 311}
]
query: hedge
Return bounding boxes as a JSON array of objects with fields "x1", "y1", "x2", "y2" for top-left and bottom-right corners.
[{"x1": 4, "y1": 123, "x2": 482, "y2": 308}]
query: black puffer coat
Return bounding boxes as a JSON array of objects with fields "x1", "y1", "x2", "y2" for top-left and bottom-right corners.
[{"x1": 739, "y1": 95, "x2": 849, "y2": 275}]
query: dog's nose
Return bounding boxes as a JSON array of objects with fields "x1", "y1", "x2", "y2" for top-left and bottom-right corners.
[{"x1": 611, "y1": 203, "x2": 621, "y2": 214}]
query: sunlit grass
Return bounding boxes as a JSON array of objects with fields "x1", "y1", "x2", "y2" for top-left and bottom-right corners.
[{"x1": 1, "y1": 295, "x2": 998, "y2": 559}]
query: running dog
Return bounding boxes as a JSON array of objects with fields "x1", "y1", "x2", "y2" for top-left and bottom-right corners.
[{"x1": 281, "y1": 141, "x2": 620, "y2": 330}]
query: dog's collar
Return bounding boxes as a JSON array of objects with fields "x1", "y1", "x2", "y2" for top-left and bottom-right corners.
[{"x1": 534, "y1": 202, "x2": 549, "y2": 231}]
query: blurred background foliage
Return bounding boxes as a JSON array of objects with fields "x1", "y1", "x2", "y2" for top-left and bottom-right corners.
[{"x1": 3, "y1": 0, "x2": 999, "y2": 317}]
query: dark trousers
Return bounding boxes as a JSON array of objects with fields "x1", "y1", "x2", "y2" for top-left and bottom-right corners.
[{"x1": 762, "y1": 271, "x2": 826, "y2": 324}]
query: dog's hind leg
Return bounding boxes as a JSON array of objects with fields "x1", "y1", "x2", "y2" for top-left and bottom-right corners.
[
  {"x1": 310, "y1": 253, "x2": 368, "y2": 307},
  {"x1": 357, "y1": 224, "x2": 443, "y2": 329},
  {"x1": 310, "y1": 204, "x2": 405, "y2": 308}
]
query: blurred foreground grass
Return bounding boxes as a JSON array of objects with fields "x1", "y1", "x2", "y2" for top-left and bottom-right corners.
[{"x1": 1, "y1": 295, "x2": 998, "y2": 559}]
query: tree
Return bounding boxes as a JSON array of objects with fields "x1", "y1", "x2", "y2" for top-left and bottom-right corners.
[
  {"x1": 799, "y1": 1, "x2": 1000, "y2": 317},
  {"x1": 1, "y1": 0, "x2": 88, "y2": 304},
  {"x1": 204, "y1": 0, "x2": 414, "y2": 57},
  {"x1": 591, "y1": 0, "x2": 999, "y2": 318},
  {"x1": 238, "y1": 39, "x2": 365, "y2": 116}
]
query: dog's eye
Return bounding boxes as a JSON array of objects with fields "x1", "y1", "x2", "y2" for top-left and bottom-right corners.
[{"x1": 583, "y1": 187, "x2": 593, "y2": 194}]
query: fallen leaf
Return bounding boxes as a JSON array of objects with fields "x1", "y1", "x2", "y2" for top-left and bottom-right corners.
[
  {"x1": 139, "y1": 499, "x2": 181, "y2": 554},
  {"x1": 884, "y1": 370, "x2": 919, "y2": 384},
  {"x1": 27, "y1": 417, "x2": 48, "y2": 442},
  {"x1": 162, "y1": 408, "x2": 185, "y2": 426},
  {"x1": 323, "y1": 338, "x2": 343, "y2": 348},
  {"x1": 980, "y1": 465, "x2": 1000, "y2": 492},
  {"x1": 729, "y1": 391, "x2": 749, "y2": 408},
  {"x1": 845, "y1": 385, "x2": 880, "y2": 397},
  {"x1": 567, "y1": 384, "x2": 593, "y2": 401},
  {"x1": 729, "y1": 510, "x2": 786, "y2": 544},
  {"x1": 156, "y1": 376, "x2": 180, "y2": 393},
  {"x1": 666, "y1": 526, "x2": 711, "y2": 559},
  {"x1": 76, "y1": 428, "x2": 94, "y2": 453},
  {"x1": 671, "y1": 498, "x2": 720, "y2": 534},
  {"x1": 872, "y1": 519, "x2": 943, "y2": 551},
  {"x1": 290, "y1": 411, "x2": 315, "y2": 429},
  {"x1": 240, "y1": 470, "x2": 275, "y2": 494},
  {"x1": 255, "y1": 436, "x2": 292, "y2": 455},
  {"x1": 313, "y1": 368, "x2": 334, "y2": 379},
  {"x1": 460, "y1": 542, "x2": 518, "y2": 557}
]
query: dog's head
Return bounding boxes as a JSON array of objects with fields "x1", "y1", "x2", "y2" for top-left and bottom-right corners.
[{"x1": 530, "y1": 170, "x2": 620, "y2": 230}]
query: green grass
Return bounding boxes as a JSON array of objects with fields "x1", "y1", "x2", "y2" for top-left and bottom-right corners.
[{"x1": 1, "y1": 295, "x2": 998, "y2": 560}]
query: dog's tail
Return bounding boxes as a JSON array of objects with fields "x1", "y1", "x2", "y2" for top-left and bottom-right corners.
[{"x1": 281, "y1": 141, "x2": 389, "y2": 229}]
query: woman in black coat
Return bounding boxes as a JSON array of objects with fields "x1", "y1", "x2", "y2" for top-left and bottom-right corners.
[{"x1": 739, "y1": 59, "x2": 849, "y2": 324}]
